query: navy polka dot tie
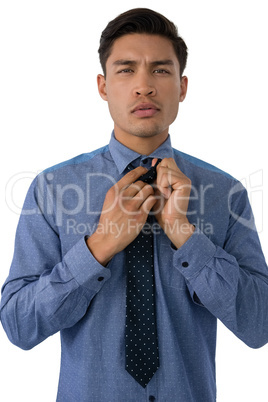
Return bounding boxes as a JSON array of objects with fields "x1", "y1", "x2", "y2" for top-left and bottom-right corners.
[{"x1": 125, "y1": 161, "x2": 160, "y2": 388}]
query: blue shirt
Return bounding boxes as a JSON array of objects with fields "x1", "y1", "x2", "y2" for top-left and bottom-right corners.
[{"x1": 1, "y1": 132, "x2": 268, "y2": 401}]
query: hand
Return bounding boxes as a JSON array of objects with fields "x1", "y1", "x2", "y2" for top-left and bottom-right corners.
[
  {"x1": 86, "y1": 166, "x2": 157, "y2": 265},
  {"x1": 152, "y1": 158, "x2": 195, "y2": 248}
]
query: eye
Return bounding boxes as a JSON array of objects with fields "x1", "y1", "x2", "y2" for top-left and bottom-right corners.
[
  {"x1": 117, "y1": 68, "x2": 134, "y2": 74},
  {"x1": 154, "y1": 69, "x2": 170, "y2": 74}
]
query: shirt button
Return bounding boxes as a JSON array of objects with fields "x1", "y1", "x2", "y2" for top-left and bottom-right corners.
[
  {"x1": 142, "y1": 158, "x2": 148, "y2": 164},
  {"x1": 149, "y1": 396, "x2": 156, "y2": 402},
  {"x1": 97, "y1": 276, "x2": 104, "y2": 281},
  {"x1": 182, "y1": 261, "x2": 189, "y2": 268}
]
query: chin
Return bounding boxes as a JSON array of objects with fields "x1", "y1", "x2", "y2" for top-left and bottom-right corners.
[{"x1": 129, "y1": 125, "x2": 166, "y2": 138}]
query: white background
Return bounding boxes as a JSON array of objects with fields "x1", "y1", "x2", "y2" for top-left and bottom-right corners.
[{"x1": 0, "y1": 1, "x2": 267, "y2": 401}]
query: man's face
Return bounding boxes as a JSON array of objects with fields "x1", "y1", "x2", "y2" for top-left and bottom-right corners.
[{"x1": 97, "y1": 33, "x2": 188, "y2": 147}]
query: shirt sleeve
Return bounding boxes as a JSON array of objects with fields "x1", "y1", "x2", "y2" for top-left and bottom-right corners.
[
  {"x1": 172, "y1": 183, "x2": 268, "y2": 349},
  {"x1": 0, "y1": 177, "x2": 111, "y2": 350}
]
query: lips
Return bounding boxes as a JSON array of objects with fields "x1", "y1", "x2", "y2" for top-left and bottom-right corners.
[{"x1": 132, "y1": 103, "x2": 160, "y2": 118}]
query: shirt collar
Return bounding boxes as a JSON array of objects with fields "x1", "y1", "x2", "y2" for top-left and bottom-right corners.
[{"x1": 109, "y1": 131, "x2": 174, "y2": 174}]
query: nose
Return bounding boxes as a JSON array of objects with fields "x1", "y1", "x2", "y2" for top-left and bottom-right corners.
[
  {"x1": 135, "y1": 88, "x2": 156, "y2": 97},
  {"x1": 133, "y1": 72, "x2": 156, "y2": 97}
]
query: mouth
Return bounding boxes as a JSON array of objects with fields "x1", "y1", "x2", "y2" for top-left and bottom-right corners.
[{"x1": 131, "y1": 103, "x2": 160, "y2": 118}]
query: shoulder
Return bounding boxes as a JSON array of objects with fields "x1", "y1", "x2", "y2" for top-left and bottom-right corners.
[
  {"x1": 27, "y1": 144, "x2": 111, "y2": 196},
  {"x1": 173, "y1": 148, "x2": 234, "y2": 180},
  {"x1": 42, "y1": 145, "x2": 110, "y2": 175}
]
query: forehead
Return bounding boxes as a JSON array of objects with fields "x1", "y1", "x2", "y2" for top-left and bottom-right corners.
[{"x1": 107, "y1": 33, "x2": 179, "y2": 65}]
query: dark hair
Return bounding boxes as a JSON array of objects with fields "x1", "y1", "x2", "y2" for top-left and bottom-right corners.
[{"x1": 98, "y1": 8, "x2": 188, "y2": 77}]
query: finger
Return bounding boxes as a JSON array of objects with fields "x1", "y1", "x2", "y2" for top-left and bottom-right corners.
[
  {"x1": 130, "y1": 183, "x2": 155, "y2": 209},
  {"x1": 118, "y1": 183, "x2": 155, "y2": 216},
  {"x1": 155, "y1": 166, "x2": 174, "y2": 199},
  {"x1": 156, "y1": 158, "x2": 186, "y2": 197},
  {"x1": 157, "y1": 157, "x2": 180, "y2": 171},
  {"x1": 151, "y1": 158, "x2": 159, "y2": 167},
  {"x1": 155, "y1": 158, "x2": 178, "y2": 185},
  {"x1": 141, "y1": 194, "x2": 157, "y2": 215},
  {"x1": 116, "y1": 166, "x2": 148, "y2": 191},
  {"x1": 122, "y1": 180, "x2": 148, "y2": 198}
]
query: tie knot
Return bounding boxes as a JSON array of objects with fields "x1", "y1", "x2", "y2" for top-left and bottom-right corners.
[
  {"x1": 137, "y1": 158, "x2": 162, "y2": 185},
  {"x1": 127, "y1": 157, "x2": 153, "y2": 171},
  {"x1": 140, "y1": 157, "x2": 153, "y2": 169}
]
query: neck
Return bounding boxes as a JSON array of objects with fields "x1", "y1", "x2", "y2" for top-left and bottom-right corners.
[{"x1": 114, "y1": 129, "x2": 168, "y2": 155}]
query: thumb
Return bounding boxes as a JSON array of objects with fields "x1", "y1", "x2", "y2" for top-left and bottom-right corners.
[{"x1": 151, "y1": 158, "x2": 159, "y2": 167}]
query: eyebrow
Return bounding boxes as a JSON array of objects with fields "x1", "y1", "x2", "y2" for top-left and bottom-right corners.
[
  {"x1": 151, "y1": 60, "x2": 175, "y2": 67},
  {"x1": 112, "y1": 59, "x2": 175, "y2": 67}
]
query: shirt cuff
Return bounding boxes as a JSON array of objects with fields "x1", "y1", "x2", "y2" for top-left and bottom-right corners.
[
  {"x1": 172, "y1": 227, "x2": 216, "y2": 281},
  {"x1": 63, "y1": 236, "x2": 111, "y2": 291}
]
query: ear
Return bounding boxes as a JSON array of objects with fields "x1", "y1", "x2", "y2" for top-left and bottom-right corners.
[
  {"x1": 179, "y1": 76, "x2": 188, "y2": 102},
  {"x1": 97, "y1": 74, "x2": 108, "y2": 101}
]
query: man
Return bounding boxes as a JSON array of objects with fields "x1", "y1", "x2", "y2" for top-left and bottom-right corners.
[{"x1": 1, "y1": 8, "x2": 268, "y2": 402}]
